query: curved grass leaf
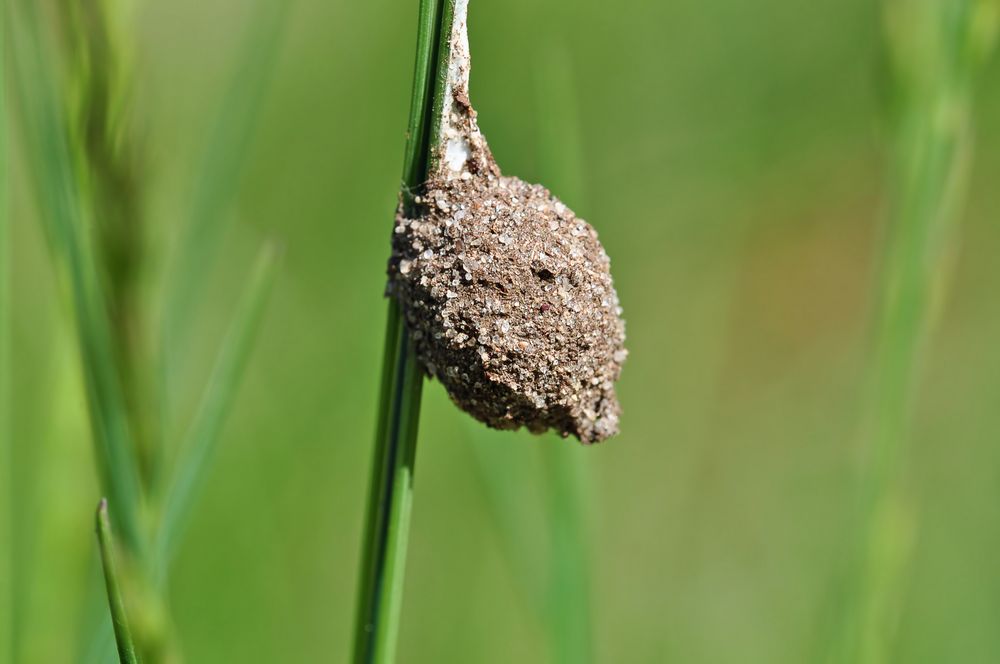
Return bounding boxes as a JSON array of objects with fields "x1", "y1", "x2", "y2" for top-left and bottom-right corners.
[
  {"x1": 161, "y1": 0, "x2": 291, "y2": 402},
  {"x1": 833, "y1": 3, "x2": 998, "y2": 662},
  {"x1": 1, "y1": 4, "x2": 13, "y2": 657},
  {"x1": 533, "y1": 40, "x2": 595, "y2": 664},
  {"x1": 155, "y1": 243, "x2": 280, "y2": 571},
  {"x1": 8, "y1": 0, "x2": 144, "y2": 554},
  {"x1": 466, "y1": 38, "x2": 595, "y2": 664},
  {"x1": 95, "y1": 500, "x2": 139, "y2": 664}
]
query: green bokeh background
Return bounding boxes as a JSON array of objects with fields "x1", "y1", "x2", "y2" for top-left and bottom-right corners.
[{"x1": 8, "y1": 0, "x2": 1000, "y2": 661}]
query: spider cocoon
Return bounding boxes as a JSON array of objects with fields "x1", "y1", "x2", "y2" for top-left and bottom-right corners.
[{"x1": 388, "y1": 170, "x2": 626, "y2": 443}]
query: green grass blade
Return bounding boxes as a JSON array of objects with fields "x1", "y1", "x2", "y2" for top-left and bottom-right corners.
[
  {"x1": 95, "y1": 500, "x2": 139, "y2": 664},
  {"x1": 161, "y1": 0, "x2": 290, "y2": 395},
  {"x1": 79, "y1": 603, "x2": 117, "y2": 664},
  {"x1": 467, "y1": 430, "x2": 547, "y2": 610},
  {"x1": 534, "y1": 41, "x2": 595, "y2": 664},
  {"x1": 368, "y1": 323, "x2": 423, "y2": 664},
  {"x1": 466, "y1": 37, "x2": 595, "y2": 664},
  {"x1": 534, "y1": 42, "x2": 585, "y2": 208},
  {"x1": 470, "y1": 429, "x2": 596, "y2": 664},
  {"x1": 351, "y1": 0, "x2": 452, "y2": 661},
  {"x1": 399, "y1": 0, "x2": 446, "y2": 200},
  {"x1": 71, "y1": 0, "x2": 164, "y2": 493},
  {"x1": 8, "y1": 0, "x2": 144, "y2": 554},
  {"x1": 353, "y1": 303, "x2": 424, "y2": 664},
  {"x1": 540, "y1": 446, "x2": 593, "y2": 664},
  {"x1": 835, "y1": 3, "x2": 997, "y2": 662},
  {"x1": 0, "y1": 2, "x2": 12, "y2": 657},
  {"x1": 155, "y1": 243, "x2": 280, "y2": 570}
]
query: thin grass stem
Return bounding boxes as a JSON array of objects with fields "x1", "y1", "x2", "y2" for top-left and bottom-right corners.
[
  {"x1": 0, "y1": 4, "x2": 13, "y2": 657},
  {"x1": 155, "y1": 243, "x2": 280, "y2": 575},
  {"x1": 534, "y1": 42, "x2": 594, "y2": 664},
  {"x1": 95, "y1": 499, "x2": 140, "y2": 664},
  {"x1": 351, "y1": 0, "x2": 456, "y2": 661},
  {"x1": 161, "y1": 0, "x2": 289, "y2": 424},
  {"x1": 9, "y1": 0, "x2": 145, "y2": 554},
  {"x1": 467, "y1": 37, "x2": 595, "y2": 663},
  {"x1": 837, "y1": 3, "x2": 996, "y2": 662}
]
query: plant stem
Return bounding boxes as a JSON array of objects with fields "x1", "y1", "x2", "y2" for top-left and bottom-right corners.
[
  {"x1": 161, "y1": 0, "x2": 289, "y2": 442},
  {"x1": 838, "y1": 2, "x2": 995, "y2": 662},
  {"x1": 96, "y1": 500, "x2": 140, "y2": 664},
  {"x1": 353, "y1": 304, "x2": 424, "y2": 664},
  {"x1": 0, "y1": 3, "x2": 12, "y2": 658},
  {"x1": 75, "y1": 0, "x2": 159, "y2": 489},
  {"x1": 352, "y1": 0, "x2": 457, "y2": 661},
  {"x1": 155, "y1": 243, "x2": 280, "y2": 577},
  {"x1": 469, "y1": 38, "x2": 595, "y2": 663},
  {"x1": 9, "y1": 0, "x2": 145, "y2": 555},
  {"x1": 534, "y1": 42, "x2": 594, "y2": 664},
  {"x1": 541, "y1": 446, "x2": 594, "y2": 664}
]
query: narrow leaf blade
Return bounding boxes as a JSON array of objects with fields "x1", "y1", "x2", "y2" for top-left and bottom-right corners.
[
  {"x1": 156, "y1": 243, "x2": 280, "y2": 568},
  {"x1": 161, "y1": 0, "x2": 290, "y2": 387},
  {"x1": 0, "y1": 3, "x2": 13, "y2": 656},
  {"x1": 8, "y1": 0, "x2": 144, "y2": 552},
  {"x1": 95, "y1": 500, "x2": 139, "y2": 664}
]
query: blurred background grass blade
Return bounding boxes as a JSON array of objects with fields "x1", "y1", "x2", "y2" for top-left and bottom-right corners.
[
  {"x1": 534, "y1": 42, "x2": 584, "y2": 209},
  {"x1": 80, "y1": 611, "x2": 117, "y2": 664},
  {"x1": 8, "y1": 0, "x2": 144, "y2": 554},
  {"x1": 1, "y1": 1, "x2": 12, "y2": 658},
  {"x1": 533, "y1": 41, "x2": 594, "y2": 664},
  {"x1": 69, "y1": 0, "x2": 160, "y2": 489},
  {"x1": 466, "y1": 37, "x2": 594, "y2": 664},
  {"x1": 467, "y1": 429, "x2": 547, "y2": 606},
  {"x1": 156, "y1": 243, "x2": 279, "y2": 570},
  {"x1": 540, "y1": 442, "x2": 593, "y2": 664},
  {"x1": 95, "y1": 499, "x2": 139, "y2": 664},
  {"x1": 836, "y1": 2, "x2": 998, "y2": 662},
  {"x1": 161, "y1": 0, "x2": 290, "y2": 403}
]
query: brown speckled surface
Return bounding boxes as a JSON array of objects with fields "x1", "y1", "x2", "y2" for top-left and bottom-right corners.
[{"x1": 388, "y1": 165, "x2": 626, "y2": 443}]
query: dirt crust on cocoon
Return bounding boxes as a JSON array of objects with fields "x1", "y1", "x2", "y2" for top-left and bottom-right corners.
[{"x1": 388, "y1": 160, "x2": 627, "y2": 443}]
